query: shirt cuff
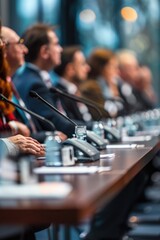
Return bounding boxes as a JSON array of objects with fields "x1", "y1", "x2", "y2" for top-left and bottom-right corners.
[{"x1": 1, "y1": 138, "x2": 19, "y2": 156}]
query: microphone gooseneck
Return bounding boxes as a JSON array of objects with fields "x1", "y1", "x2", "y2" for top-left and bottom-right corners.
[
  {"x1": 29, "y1": 90, "x2": 78, "y2": 127},
  {"x1": 50, "y1": 86, "x2": 103, "y2": 121},
  {"x1": 0, "y1": 93, "x2": 55, "y2": 130}
]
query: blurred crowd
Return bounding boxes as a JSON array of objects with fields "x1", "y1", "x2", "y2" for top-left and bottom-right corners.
[
  {"x1": 0, "y1": 19, "x2": 158, "y2": 240},
  {"x1": 0, "y1": 21, "x2": 157, "y2": 147}
]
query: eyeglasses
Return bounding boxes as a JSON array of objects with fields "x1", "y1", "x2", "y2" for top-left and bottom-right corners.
[{"x1": 5, "y1": 38, "x2": 24, "y2": 47}]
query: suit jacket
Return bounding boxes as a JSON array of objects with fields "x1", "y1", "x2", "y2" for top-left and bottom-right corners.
[
  {"x1": 55, "y1": 81, "x2": 86, "y2": 121},
  {"x1": 118, "y1": 80, "x2": 155, "y2": 114},
  {"x1": 54, "y1": 80, "x2": 95, "y2": 130},
  {"x1": 80, "y1": 79, "x2": 117, "y2": 119},
  {"x1": 13, "y1": 64, "x2": 75, "y2": 137},
  {"x1": 11, "y1": 82, "x2": 52, "y2": 143}
]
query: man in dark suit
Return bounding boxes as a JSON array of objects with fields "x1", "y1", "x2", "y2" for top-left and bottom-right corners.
[
  {"x1": 0, "y1": 22, "x2": 47, "y2": 240},
  {"x1": 116, "y1": 49, "x2": 156, "y2": 114},
  {"x1": 54, "y1": 45, "x2": 93, "y2": 122},
  {"x1": 13, "y1": 23, "x2": 75, "y2": 138}
]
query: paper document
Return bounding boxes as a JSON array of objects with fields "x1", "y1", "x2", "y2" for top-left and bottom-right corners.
[
  {"x1": 100, "y1": 153, "x2": 115, "y2": 158},
  {"x1": 122, "y1": 135, "x2": 152, "y2": 142},
  {"x1": 0, "y1": 182, "x2": 72, "y2": 199},
  {"x1": 34, "y1": 166, "x2": 111, "y2": 175},
  {"x1": 107, "y1": 144, "x2": 137, "y2": 149}
]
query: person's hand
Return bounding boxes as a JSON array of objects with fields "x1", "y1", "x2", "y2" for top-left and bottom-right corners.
[
  {"x1": 54, "y1": 131, "x2": 67, "y2": 141},
  {"x1": 8, "y1": 134, "x2": 45, "y2": 156},
  {"x1": 8, "y1": 121, "x2": 30, "y2": 137}
]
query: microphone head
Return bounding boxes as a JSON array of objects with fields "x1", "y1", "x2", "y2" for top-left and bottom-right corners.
[
  {"x1": 29, "y1": 90, "x2": 38, "y2": 98},
  {"x1": 50, "y1": 86, "x2": 57, "y2": 93}
]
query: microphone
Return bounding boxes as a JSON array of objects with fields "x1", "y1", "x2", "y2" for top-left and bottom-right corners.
[
  {"x1": 29, "y1": 90, "x2": 78, "y2": 127},
  {"x1": 29, "y1": 91, "x2": 107, "y2": 151},
  {"x1": 0, "y1": 93, "x2": 55, "y2": 130},
  {"x1": 105, "y1": 96, "x2": 124, "y2": 103},
  {"x1": 48, "y1": 87, "x2": 124, "y2": 142},
  {"x1": 50, "y1": 86, "x2": 103, "y2": 121}
]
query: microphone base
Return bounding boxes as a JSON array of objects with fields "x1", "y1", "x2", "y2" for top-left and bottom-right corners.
[
  {"x1": 76, "y1": 156, "x2": 99, "y2": 163},
  {"x1": 63, "y1": 138, "x2": 100, "y2": 162}
]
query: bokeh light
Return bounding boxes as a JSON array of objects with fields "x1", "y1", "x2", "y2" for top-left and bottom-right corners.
[
  {"x1": 121, "y1": 7, "x2": 138, "y2": 22},
  {"x1": 79, "y1": 9, "x2": 96, "y2": 24}
]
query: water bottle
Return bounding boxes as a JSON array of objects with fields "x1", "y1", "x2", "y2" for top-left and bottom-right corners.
[
  {"x1": 92, "y1": 121, "x2": 105, "y2": 139},
  {"x1": 74, "y1": 125, "x2": 87, "y2": 159},
  {"x1": 124, "y1": 117, "x2": 137, "y2": 136},
  {"x1": 45, "y1": 134, "x2": 62, "y2": 166},
  {"x1": 75, "y1": 125, "x2": 87, "y2": 141}
]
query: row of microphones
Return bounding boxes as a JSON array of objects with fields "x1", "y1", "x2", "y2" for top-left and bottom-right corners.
[
  {"x1": 50, "y1": 86, "x2": 125, "y2": 119},
  {"x1": 29, "y1": 91, "x2": 107, "y2": 150},
  {"x1": 49, "y1": 86, "x2": 121, "y2": 142},
  {"x1": 0, "y1": 92, "x2": 101, "y2": 161},
  {"x1": 0, "y1": 92, "x2": 106, "y2": 159},
  {"x1": 50, "y1": 86, "x2": 103, "y2": 121},
  {"x1": 0, "y1": 89, "x2": 119, "y2": 145},
  {"x1": 29, "y1": 90, "x2": 78, "y2": 127}
]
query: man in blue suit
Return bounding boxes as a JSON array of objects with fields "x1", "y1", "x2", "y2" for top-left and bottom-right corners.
[
  {"x1": 54, "y1": 45, "x2": 92, "y2": 122},
  {"x1": 2, "y1": 26, "x2": 67, "y2": 142},
  {"x1": 13, "y1": 23, "x2": 75, "y2": 138}
]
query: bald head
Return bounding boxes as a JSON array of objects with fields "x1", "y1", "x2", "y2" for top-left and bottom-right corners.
[
  {"x1": 1, "y1": 26, "x2": 19, "y2": 43},
  {"x1": 116, "y1": 49, "x2": 138, "y2": 68},
  {"x1": 1, "y1": 26, "x2": 27, "y2": 75},
  {"x1": 116, "y1": 49, "x2": 140, "y2": 86}
]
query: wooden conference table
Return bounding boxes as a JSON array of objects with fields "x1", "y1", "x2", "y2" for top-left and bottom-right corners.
[{"x1": 0, "y1": 136, "x2": 160, "y2": 228}]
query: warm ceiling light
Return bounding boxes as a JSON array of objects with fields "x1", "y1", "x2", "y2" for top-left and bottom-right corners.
[{"x1": 121, "y1": 7, "x2": 138, "y2": 22}]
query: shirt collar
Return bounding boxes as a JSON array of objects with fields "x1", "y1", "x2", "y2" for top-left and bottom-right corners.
[
  {"x1": 26, "y1": 63, "x2": 52, "y2": 88},
  {"x1": 60, "y1": 77, "x2": 77, "y2": 94}
]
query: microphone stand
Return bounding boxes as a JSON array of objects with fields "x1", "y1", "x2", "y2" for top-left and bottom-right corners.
[
  {"x1": 50, "y1": 86, "x2": 103, "y2": 121},
  {"x1": 29, "y1": 91, "x2": 100, "y2": 161},
  {"x1": 49, "y1": 88, "x2": 123, "y2": 142},
  {"x1": 0, "y1": 93, "x2": 55, "y2": 130},
  {"x1": 29, "y1": 90, "x2": 78, "y2": 127}
]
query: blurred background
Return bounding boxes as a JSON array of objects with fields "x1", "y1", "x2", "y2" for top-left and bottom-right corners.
[{"x1": 0, "y1": 0, "x2": 160, "y2": 102}]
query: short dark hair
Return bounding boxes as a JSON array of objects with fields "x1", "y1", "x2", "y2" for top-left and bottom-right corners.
[
  {"x1": 22, "y1": 23, "x2": 55, "y2": 62},
  {"x1": 54, "y1": 45, "x2": 81, "y2": 76}
]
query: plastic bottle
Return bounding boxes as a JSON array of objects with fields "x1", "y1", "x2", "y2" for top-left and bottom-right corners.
[
  {"x1": 124, "y1": 117, "x2": 137, "y2": 136},
  {"x1": 92, "y1": 121, "x2": 105, "y2": 139},
  {"x1": 74, "y1": 125, "x2": 87, "y2": 158},
  {"x1": 75, "y1": 125, "x2": 87, "y2": 141},
  {"x1": 45, "y1": 135, "x2": 62, "y2": 166}
]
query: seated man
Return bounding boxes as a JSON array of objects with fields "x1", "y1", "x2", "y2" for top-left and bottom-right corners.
[
  {"x1": 13, "y1": 23, "x2": 75, "y2": 137},
  {"x1": 0, "y1": 20, "x2": 48, "y2": 240},
  {"x1": 1, "y1": 26, "x2": 67, "y2": 143},
  {"x1": 54, "y1": 45, "x2": 92, "y2": 122}
]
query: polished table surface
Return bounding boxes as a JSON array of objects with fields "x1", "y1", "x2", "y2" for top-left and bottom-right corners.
[{"x1": 0, "y1": 136, "x2": 159, "y2": 225}]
